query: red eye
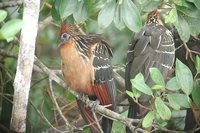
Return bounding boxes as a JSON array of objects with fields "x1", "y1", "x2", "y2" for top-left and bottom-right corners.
[{"x1": 63, "y1": 34, "x2": 67, "y2": 38}]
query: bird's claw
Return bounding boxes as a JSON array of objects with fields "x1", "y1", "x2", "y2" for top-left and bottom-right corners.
[
  {"x1": 78, "y1": 93, "x2": 89, "y2": 103},
  {"x1": 88, "y1": 99, "x2": 100, "y2": 112},
  {"x1": 78, "y1": 93, "x2": 100, "y2": 111}
]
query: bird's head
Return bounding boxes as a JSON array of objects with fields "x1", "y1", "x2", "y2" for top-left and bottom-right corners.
[
  {"x1": 147, "y1": 9, "x2": 161, "y2": 24},
  {"x1": 58, "y1": 24, "x2": 73, "y2": 47}
]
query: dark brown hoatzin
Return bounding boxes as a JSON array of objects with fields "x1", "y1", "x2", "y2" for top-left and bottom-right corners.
[
  {"x1": 58, "y1": 24, "x2": 116, "y2": 133},
  {"x1": 125, "y1": 9, "x2": 175, "y2": 132}
]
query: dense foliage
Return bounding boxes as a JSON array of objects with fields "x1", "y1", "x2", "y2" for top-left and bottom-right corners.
[{"x1": 0, "y1": 0, "x2": 200, "y2": 132}]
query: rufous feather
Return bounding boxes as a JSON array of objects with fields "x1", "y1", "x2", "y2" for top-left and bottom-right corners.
[{"x1": 59, "y1": 23, "x2": 73, "y2": 36}]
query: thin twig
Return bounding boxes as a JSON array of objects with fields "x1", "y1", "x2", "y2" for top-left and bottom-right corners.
[
  {"x1": 0, "y1": 49, "x2": 17, "y2": 58},
  {"x1": 92, "y1": 111, "x2": 104, "y2": 133},
  {"x1": 183, "y1": 43, "x2": 200, "y2": 62},
  {"x1": 48, "y1": 77, "x2": 76, "y2": 132},
  {"x1": 40, "y1": 101, "x2": 68, "y2": 133},
  {"x1": 0, "y1": 0, "x2": 23, "y2": 8},
  {"x1": 175, "y1": 43, "x2": 184, "y2": 51},
  {"x1": 153, "y1": 125, "x2": 186, "y2": 133}
]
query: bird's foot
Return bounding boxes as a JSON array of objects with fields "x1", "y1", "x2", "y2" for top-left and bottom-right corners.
[
  {"x1": 78, "y1": 93, "x2": 89, "y2": 103},
  {"x1": 78, "y1": 93, "x2": 100, "y2": 111},
  {"x1": 88, "y1": 99, "x2": 100, "y2": 112}
]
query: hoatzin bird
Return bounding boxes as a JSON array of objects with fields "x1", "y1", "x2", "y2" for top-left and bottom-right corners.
[
  {"x1": 125, "y1": 9, "x2": 175, "y2": 132},
  {"x1": 58, "y1": 24, "x2": 116, "y2": 133}
]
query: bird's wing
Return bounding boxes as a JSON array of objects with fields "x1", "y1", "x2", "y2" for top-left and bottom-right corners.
[
  {"x1": 74, "y1": 35, "x2": 116, "y2": 133},
  {"x1": 92, "y1": 40, "x2": 116, "y2": 110},
  {"x1": 127, "y1": 24, "x2": 175, "y2": 84}
]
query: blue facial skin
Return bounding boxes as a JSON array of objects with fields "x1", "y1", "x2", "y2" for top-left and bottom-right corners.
[{"x1": 58, "y1": 32, "x2": 71, "y2": 47}]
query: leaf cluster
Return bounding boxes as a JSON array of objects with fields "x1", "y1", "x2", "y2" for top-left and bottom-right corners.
[
  {"x1": 0, "y1": 10, "x2": 23, "y2": 42},
  {"x1": 49, "y1": 0, "x2": 200, "y2": 43},
  {"x1": 127, "y1": 58, "x2": 200, "y2": 129}
]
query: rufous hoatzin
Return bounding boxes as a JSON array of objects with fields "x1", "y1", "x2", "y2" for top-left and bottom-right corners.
[
  {"x1": 58, "y1": 24, "x2": 116, "y2": 133},
  {"x1": 125, "y1": 9, "x2": 175, "y2": 132}
]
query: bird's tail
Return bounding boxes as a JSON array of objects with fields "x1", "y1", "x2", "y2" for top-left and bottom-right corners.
[
  {"x1": 126, "y1": 99, "x2": 139, "y2": 133},
  {"x1": 76, "y1": 99, "x2": 100, "y2": 133},
  {"x1": 102, "y1": 117, "x2": 113, "y2": 133},
  {"x1": 76, "y1": 99, "x2": 113, "y2": 133}
]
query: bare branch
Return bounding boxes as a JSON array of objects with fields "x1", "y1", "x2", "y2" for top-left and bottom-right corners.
[
  {"x1": 48, "y1": 77, "x2": 77, "y2": 132},
  {"x1": 0, "y1": 0, "x2": 23, "y2": 8},
  {"x1": 91, "y1": 111, "x2": 104, "y2": 133},
  {"x1": 10, "y1": 0, "x2": 40, "y2": 132},
  {"x1": 29, "y1": 100, "x2": 69, "y2": 133},
  {"x1": 183, "y1": 43, "x2": 200, "y2": 62},
  {"x1": 0, "y1": 49, "x2": 17, "y2": 58}
]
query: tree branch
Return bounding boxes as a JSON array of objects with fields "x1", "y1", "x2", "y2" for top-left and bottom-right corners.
[
  {"x1": 0, "y1": 49, "x2": 17, "y2": 58},
  {"x1": 10, "y1": 0, "x2": 40, "y2": 132},
  {"x1": 0, "y1": 0, "x2": 23, "y2": 8}
]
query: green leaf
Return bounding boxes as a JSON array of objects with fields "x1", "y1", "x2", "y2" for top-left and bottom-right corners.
[
  {"x1": 140, "y1": 1, "x2": 160, "y2": 12},
  {"x1": 51, "y1": 0, "x2": 77, "y2": 20},
  {"x1": 112, "y1": 121, "x2": 124, "y2": 133},
  {"x1": 167, "y1": 94, "x2": 181, "y2": 110},
  {"x1": 155, "y1": 114, "x2": 168, "y2": 127},
  {"x1": 73, "y1": 0, "x2": 88, "y2": 23},
  {"x1": 176, "y1": 59, "x2": 193, "y2": 95},
  {"x1": 131, "y1": 73, "x2": 153, "y2": 96},
  {"x1": 114, "y1": 3, "x2": 125, "y2": 30},
  {"x1": 132, "y1": 88, "x2": 142, "y2": 98},
  {"x1": 0, "y1": 10, "x2": 7, "y2": 22},
  {"x1": 172, "y1": 0, "x2": 189, "y2": 7},
  {"x1": 151, "y1": 85, "x2": 164, "y2": 90},
  {"x1": 126, "y1": 90, "x2": 134, "y2": 98},
  {"x1": 164, "y1": 8, "x2": 178, "y2": 24},
  {"x1": 166, "y1": 77, "x2": 181, "y2": 91},
  {"x1": 121, "y1": 0, "x2": 142, "y2": 32},
  {"x1": 174, "y1": 15, "x2": 190, "y2": 43},
  {"x1": 155, "y1": 97, "x2": 171, "y2": 120},
  {"x1": 62, "y1": 0, "x2": 77, "y2": 19},
  {"x1": 57, "y1": 0, "x2": 68, "y2": 20},
  {"x1": 192, "y1": 81, "x2": 200, "y2": 108},
  {"x1": 185, "y1": 17, "x2": 200, "y2": 37},
  {"x1": 136, "y1": 0, "x2": 148, "y2": 4},
  {"x1": 0, "y1": 19, "x2": 23, "y2": 42},
  {"x1": 186, "y1": 0, "x2": 194, "y2": 2},
  {"x1": 195, "y1": 56, "x2": 200, "y2": 73},
  {"x1": 167, "y1": 93, "x2": 191, "y2": 108},
  {"x1": 177, "y1": 5, "x2": 200, "y2": 18},
  {"x1": 98, "y1": 1, "x2": 116, "y2": 28},
  {"x1": 0, "y1": 32, "x2": 4, "y2": 40},
  {"x1": 149, "y1": 68, "x2": 165, "y2": 87},
  {"x1": 194, "y1": 0, "x2": 200, "y2": 9},
  {"x1": 51, "y1": 4, "x2": 61, "y2": 21},
  {"x1": 142, "y1": 110, "x2": 155, "y2": 128}
]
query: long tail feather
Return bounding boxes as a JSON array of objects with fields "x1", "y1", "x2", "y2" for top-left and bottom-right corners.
[
  {"x1": 93, "y1": 84, "x2": 115, "y2": 133},
  {"x1": 76, "y1": 99, "x2": 100, "y2": 133}
]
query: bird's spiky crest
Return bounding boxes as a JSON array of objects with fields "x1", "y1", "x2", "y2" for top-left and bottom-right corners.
[{"x1": 59, "y1": 23, "x2": 73, "y2": 36}]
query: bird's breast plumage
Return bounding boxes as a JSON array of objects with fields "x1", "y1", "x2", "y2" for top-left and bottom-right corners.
[{"x1": 60, "y1": 40, "x2": 95, "y2": 95}]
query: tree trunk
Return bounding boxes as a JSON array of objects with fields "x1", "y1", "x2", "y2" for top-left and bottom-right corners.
[{"x1": 10, "y1": 0, "x2": 40, "y2": 132}]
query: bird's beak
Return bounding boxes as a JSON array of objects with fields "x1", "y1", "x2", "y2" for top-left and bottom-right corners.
[{"x1": 57, "y1": 38, "x2": 64, "y2": 47}]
